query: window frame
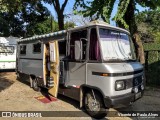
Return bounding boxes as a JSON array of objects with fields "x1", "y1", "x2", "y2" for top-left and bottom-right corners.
[
  {"x1": 58, "y1": 40, "x2": 67, "y2": 56},
  {"x1": 88, "y1": 26, "x2": 102, "y2": 62},
  {"x1": 32, "y1": 42, "x2": 41, "y2": 54},
  {"x1": 20, "y1": 45, "x2": 26, "y2": 55},
  {"x1": 98, "y1": 26, "x2": 135, "y2": 62},
  {"x1": 68, "y1": 29, "x2": 88, "y2": 62}
]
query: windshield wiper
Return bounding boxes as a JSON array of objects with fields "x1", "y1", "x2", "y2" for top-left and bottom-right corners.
[
  {"x1": 105, "y1": 58, "x2": 125, "y2": 61},
  {"x1": 124, "y1": 58, "x2": 137, "y2": 62},
  {"x1": 127, "y1": 59, "x2": 137, "y2": 62}
]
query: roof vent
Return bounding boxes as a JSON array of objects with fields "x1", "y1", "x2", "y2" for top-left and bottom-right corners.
[{"x1": 89, "y1": 20, "x2": 109, "y2": 25}]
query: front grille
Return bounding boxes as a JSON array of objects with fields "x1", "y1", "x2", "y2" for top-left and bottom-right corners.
[
  {"x1": 133, "y1": 76, "x2": 142, "y2": 86},
  {"x1": 125, "y1": 75, "x2": 143, "y2": 89}
]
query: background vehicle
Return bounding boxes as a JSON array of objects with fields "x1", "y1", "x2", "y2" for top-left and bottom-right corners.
[
  {"x1": 16, "y1": 21, "x2": 145, "y2": 119},
  {"x1": 0, "y1": 37, "x2": 17, "y2": 70}
]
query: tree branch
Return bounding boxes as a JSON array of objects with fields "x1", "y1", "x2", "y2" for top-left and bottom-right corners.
[
  {"x1": 53, "y1": 0, "x2": 60, "y2": 12},
  {"x1": 61, "y1": 0, "x2": 68, "y2": 12}
]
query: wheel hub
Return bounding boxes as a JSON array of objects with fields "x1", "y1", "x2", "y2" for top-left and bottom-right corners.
[{"x1": 88, "y1": 97, "x2": 100, "y2": 112}]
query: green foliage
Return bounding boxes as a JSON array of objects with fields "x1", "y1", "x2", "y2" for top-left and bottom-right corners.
[
  {"x1": 64, "y1": 21, "x2": 76, "y2": 29},
  {"x1": 26, "y1": 17, "x2": 59, "y2": 37},
  {"x1": 74, "y1": 0, "x2": 116, "y2": 23},
  {"x1": 143, "y1": 43, "x2": 160, "y2": 50},
  {"x1": 24, "y1": 18, "x2": 75, "y2": 36},
  {"x1": 0, "y1": 0, "x2": 51, "y2": 37},
  {"x1": 113, "y1": 0, "x2": 130, "y2": 29},
  {"x1": 143, "y1": 43, "x2": 160, "y2": 85},
  {"x1": 145, "y1": 50, "x2": 160, "y2": 85},
  {"x1": 74, "y1": 0, "x2": 160, "y2": 31},
  {"x1": 153, "y1": 32, "x2": 160, "y2": 43},
  {"x1": 135, "y1": 0, "x2": 160, "y2": 9},
  {"x1": 136, "y1": 9, "x2": 160, "y2": 42},
  {"x1": 0, "y1": 0, "x2": 21, "y2": 12}
]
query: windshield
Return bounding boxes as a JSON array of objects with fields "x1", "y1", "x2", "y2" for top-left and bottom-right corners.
[
  {"x1": 99, "y1": 28, "x2": 136, "y2": 61},
  {"x1": 0, "y1": 45, "x2": 14, "y2": 53}
]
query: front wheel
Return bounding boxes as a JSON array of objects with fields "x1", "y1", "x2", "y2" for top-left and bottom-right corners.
[{"x1": 84, "y1": 91, "x2": 108, "y2": 119}]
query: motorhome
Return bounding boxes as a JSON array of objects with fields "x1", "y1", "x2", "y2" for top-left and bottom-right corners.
[
  {"x1": 16, "y1": 21, "x2": 145, "y2": 118},
  {"x1": 0, "y1": 37, "x2": 17, "y2": 70}
]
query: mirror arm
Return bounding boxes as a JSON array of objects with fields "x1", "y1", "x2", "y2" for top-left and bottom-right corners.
[{"x1": 80, "y1": 38, "x2": 88, "y2": 41}]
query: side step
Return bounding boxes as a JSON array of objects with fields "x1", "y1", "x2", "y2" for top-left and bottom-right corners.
[{"x1": 47, "y1": 77, "x2": 54, "y2": 88}]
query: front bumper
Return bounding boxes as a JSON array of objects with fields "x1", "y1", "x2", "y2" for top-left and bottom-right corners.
[{"x1": 104, "y1": 91, "x2": 144, "y2": 108}]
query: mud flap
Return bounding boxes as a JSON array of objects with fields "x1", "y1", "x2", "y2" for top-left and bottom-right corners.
[{"x1": 48, "y1": 41, "x2": 59, "y2": 97}]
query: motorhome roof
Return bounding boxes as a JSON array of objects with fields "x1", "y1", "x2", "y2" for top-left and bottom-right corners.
[
  {"x1": 68, "y1": 21, "x2": 129, "y2": 34},
  {"x1": 17, "y1": 21, "x2": 129, "y2": 43}
]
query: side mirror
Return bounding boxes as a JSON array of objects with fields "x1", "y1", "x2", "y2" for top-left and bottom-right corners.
[{"x1": 74, "y1": 40, "x2": 83, "y2": 60}]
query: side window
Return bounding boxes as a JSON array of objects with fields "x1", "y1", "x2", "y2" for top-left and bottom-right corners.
[
  {"x1": 58, "y1": 40, "x2": 66, "y2": 56},
  {"x1": 20, "y1": 45, "x2": 26, "y2": 55},
  {"x1": 69, "y1": 30, "x2": 87, "y2": 61},
  {"x1": 33, "y1": 43, "x2": 41, "y2": 53},
  {"x1": 89, "y1": 28, "x2": 101, "y2": 60}
]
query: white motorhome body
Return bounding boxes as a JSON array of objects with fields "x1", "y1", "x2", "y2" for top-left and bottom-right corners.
[
  {"x1": 16, "y1": 21, "x2": 145, "y2": 118},
  {"x1": 0, "y1": 37, "x2": 17, "y2": 70}
]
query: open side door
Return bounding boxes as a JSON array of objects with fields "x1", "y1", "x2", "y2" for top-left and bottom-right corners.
[{"x1": 48, "y1": 41, "x2": 59, "y2": 97}]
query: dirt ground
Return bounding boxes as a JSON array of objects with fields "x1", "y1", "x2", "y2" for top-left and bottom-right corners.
[{"x1": 0, "y1": 72, "x2": 160, "y2": 120}]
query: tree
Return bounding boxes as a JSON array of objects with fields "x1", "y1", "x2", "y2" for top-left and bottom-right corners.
[
  {"x1": 74, "y1": 0, "x2": 160, "y2": 64},
  {"x1": 27, "y1": 17, "x2": 59, "y2": 36},
  {"x1": 64, "y1": 21, "x2": 76, "y2": 29},
  {"x1": 136, "y1": 8, "x2": 160, "y2": 43},
  {"x1": 21, "y1": 0, "x2": 50, "y2": 37},
  {"x1": 65, "y1": 12, "x2": 93, "y2": 26},
  {"x1": 0, "y1": 0, "x2": 51, "y2": 37},
  {"x1": 0, "y1": 0, "x2": 22, "y2": 36},
  {"x1": 0, "y1": 0, "x2": 21, "y2": 13},
  {"x1": 44, "y1": 0, "x2": 69, "y2": 30}
]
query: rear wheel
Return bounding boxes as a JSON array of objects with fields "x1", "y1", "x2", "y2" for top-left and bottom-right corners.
[
  {"x1": 84, "y1": 90, "x2": 108, "y2": 119},
  {"x1": 16, "y1": 72, "x2": 21, "y2": 80},
  {"x1": 32, "y1": 78, "x2": 41, "y2": 91}
]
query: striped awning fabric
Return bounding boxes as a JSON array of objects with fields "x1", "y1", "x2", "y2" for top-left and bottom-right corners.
[{"x1": 17, "y1": 30, "x2": 67, "y2": 42}]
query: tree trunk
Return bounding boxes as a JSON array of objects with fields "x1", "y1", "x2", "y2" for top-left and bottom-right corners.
[
  {"x1": 57, "y1": 12, "x2": 64, "y2": 30},
  {"x1": 124, "y1": 0, "x2": 145, "y2": 64},
  {"x1": 133, "y1": 32, "x2": 145, "y2": 64}
]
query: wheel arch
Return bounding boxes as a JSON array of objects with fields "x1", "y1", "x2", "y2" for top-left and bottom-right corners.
[{"x1": 80, "y1": 84, "x2": 108, "y2": 108}]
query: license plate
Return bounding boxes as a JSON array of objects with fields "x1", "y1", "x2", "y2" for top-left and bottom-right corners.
[{"x1": 135, "y1": 92, "x2": 142, "y2": 100}]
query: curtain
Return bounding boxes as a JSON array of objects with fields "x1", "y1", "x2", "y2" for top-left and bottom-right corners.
[
  {"x1": 89, "y1": 28, "x2": 101, "y2": 60},
  {"x1": 100, "y1": 29, "x2": 131, "y2": 60}
]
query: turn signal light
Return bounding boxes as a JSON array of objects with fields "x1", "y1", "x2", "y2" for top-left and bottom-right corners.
[{"x1": 102, "y1": 73, "x2": 108, "y2": 76}]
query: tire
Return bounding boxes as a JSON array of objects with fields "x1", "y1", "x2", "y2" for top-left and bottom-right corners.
[
  {"x1": 16, "y1": 72, "x2": 20, "y2": 80},
  {"x1": 32, "y1": 78, "x2": 41, "y2": 92},
  {"x1": 84, "y1": 91, "x2": 108, "y2": 119}
]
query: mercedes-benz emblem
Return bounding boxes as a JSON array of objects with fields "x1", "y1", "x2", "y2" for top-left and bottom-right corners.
[{"x1": 134, "y1": 78, "x2": 139, "y2": 86}]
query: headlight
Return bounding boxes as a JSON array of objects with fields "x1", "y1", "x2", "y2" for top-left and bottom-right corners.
[{"x1": 115, "y1": 80, "x2": 126, "y2": 91}]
